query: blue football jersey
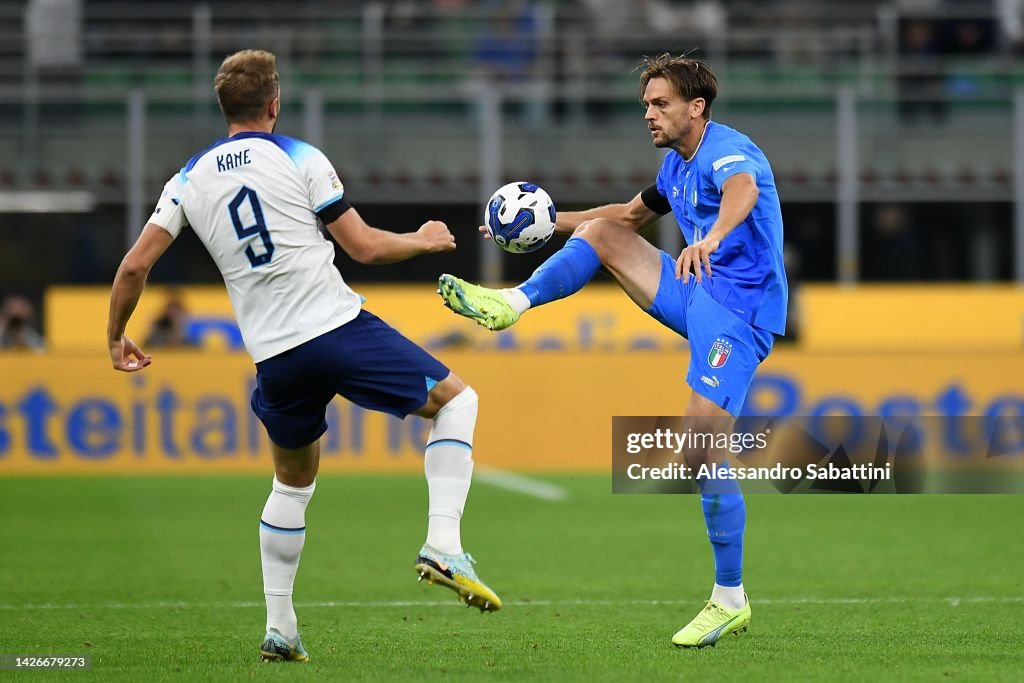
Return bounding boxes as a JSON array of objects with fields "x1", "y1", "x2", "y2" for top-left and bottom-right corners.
[{"x1": 655, "y1": 121, "x2": 788, "y2": 335}]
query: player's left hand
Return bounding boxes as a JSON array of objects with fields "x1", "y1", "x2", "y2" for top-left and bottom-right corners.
[
  {"x1": 676, "y1": 236, "x2": 721, "y2": 283},
  {"x1": 109, "y1": 336, "x2": 152, "y2": 372}
]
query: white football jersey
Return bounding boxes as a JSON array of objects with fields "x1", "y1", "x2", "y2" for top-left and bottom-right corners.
[{"x1": 147, "y1": 132, "x2": 362, "y2": 362}]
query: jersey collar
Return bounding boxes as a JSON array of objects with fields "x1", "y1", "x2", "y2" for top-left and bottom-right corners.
[{"x1": 681, "y1": 120, "x2": 712, "y2": 164}]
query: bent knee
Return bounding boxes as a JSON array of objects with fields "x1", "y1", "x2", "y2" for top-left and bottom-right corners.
[
  {"x1": 417, "y1": 373, "x2": 470, "y2": 418},
  {"x1": 574, "y1": 218, "x2": 631, "y2": 261},
  {"x1": 431, "y1": 383, "x2": 479, "y2": 423},
  {"x1": 574, "y1": 217, "x2": 628, "y2": 239},
  {"x1": 433, "y1": 373, "x2": 467, "y2": 402}
]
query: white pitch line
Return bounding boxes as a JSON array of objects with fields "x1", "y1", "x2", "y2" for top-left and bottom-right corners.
[
  {"x1": 1, "y1": 596, "x2": 1020, "y2": 611},
  {"x1": 473, "y1": 468, "x2": 568, "y2": 502}
]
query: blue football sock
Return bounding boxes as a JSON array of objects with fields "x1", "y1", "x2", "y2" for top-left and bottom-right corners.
[
  {"x1": 697, "y1": 463, "x2": 746, "y2": 588},
  {"x1": 518, "y1": 237, "x2": 602, "y2": 307}
]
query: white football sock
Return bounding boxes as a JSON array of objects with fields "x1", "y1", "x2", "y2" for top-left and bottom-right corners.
[
  {"x1": 711, "y1": 582, "x2": 747, "y2": 611},
  {"x1": 424, "y1": 386, "x2": 478, "y2": 555},
  {"x1": 259, "y1": 477, "x2": 315, "y2": 639},
  {"x1": 501, "y1": 288, "x2": 532, "y2": 315}
]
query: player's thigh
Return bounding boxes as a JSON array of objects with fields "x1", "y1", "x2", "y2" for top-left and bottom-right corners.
[
  {"x1": 684, "y1": 287, "x2": 774, "y2": 417},
  {"x1": 642, "y1": 248, "x2": 695, "y2": 339},
  {"x1": 251, "y1": 356, "x2": 334, "y2": 457},
  {"x1": 686, "y1": 391, "x2": 734, "y2": 419},
  {"x1": 574, "y1": 218, "x2": 664, "y2": 310},
  {"x1": 324, "y1": 310, "x2": 451, "y2": 419}
]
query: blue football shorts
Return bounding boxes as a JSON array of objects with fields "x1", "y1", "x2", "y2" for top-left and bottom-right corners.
[
  {"x1": 250, "y1": 309, "x2": 450, "y2": 449},
  {"x1": 646, "y1": 250, "x2": 774, "y2": 416}
]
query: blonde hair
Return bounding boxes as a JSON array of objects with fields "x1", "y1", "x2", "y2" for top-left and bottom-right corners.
[{"x1": 214, "y1": 49, "x2": 280, "y2": 123}]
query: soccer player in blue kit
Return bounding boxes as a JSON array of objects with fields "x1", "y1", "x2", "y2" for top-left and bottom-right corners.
[
  {"x1": 107, "y1": 49, "x2": 502, "y2": 663},
  {"x1": 438, "y1": 54, "x2": 787, "y2": 647}
]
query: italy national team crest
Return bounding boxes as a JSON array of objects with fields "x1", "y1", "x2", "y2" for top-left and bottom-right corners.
[{"x1": 708, "y1": 339, "x2": 732, "y2": 368}]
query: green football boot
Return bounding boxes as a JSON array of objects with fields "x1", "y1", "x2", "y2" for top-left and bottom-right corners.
[
  {"x1": 437, "y1": 274, "x2": 520, "y2": 331},
  {"x1": 671, "y1": 598, "x2": 751, "y2": 648}
]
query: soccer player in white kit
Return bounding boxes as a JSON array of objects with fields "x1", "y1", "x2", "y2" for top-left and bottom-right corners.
[{"x1": 106, "y1": 50, "x2": 501, "y2": 663}]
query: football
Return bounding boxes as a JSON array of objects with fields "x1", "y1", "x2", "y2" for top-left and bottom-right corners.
[{"x1": 484, "y1": 182, "x2": 556, "y2": 253}]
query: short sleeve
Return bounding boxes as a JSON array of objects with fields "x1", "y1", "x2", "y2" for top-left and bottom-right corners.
[
  {"x1": 147, "y1": 175, "x2": 188, "y2": 239},
  {"x1": 301, "y1": 147, "x2": 347, "y2": 220},
  {"x1": 709, "y1": 147, "x2": 759, "y2": 192}
]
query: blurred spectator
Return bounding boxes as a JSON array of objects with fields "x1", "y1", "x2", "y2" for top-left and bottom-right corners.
[
  {"x1": 769, "y1": 0, "x2": 830, "y2": 65},
  {"x1": 0, "y1": 296, "x2": 45, "y2": 351},
  {"x1": 945, "y1": 19, "x2": 993, "y2": 96},
  {"x1": 25, "y1": 0, "x2": 82, "y2": 69},
  {"x1": 862, "y1": 204, "x2": 924, "y2": 281},
  {"x1": 578, "y1": 0, "x2": 637, "y2": 39},
  {"x1": 997, "y1": 0, "x2": 1024, "y2": 49},
  {"x1": 471, "y1": 0, "x2": 539, "y2": 82},
  {"x1": 898, "y1": 19, "x2": 946, "y2": 124},
  {"x1": 383, "y1": 1, "x2": 445, "y2": 69},
  {"x1": 145, "y1": 293, "x2": 195, "y2": 348},
  {"x1": 949, "y1": 20, "x2": 992, "y2": 55},
  {"x1": 642, "y1": 0, "x2": 726, "y2": 37}
]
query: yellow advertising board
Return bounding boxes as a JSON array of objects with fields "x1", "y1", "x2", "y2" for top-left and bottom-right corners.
[
  {"x1": 799, "y1": 285, "x2": 1024, "y2": 351},
  {"x1": 45, "y1": 285, "x2": 1024, "y2": 353},
  {"x1": 45, "y1": 285, "x2": 684, "y2": 354},
  {"x1": 0, "y1": 350, "x2": 1021, "y2": 475}
]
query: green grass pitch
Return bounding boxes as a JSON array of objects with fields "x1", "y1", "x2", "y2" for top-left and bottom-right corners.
[{"x1": 1, "y1": 474, "x2": 1021, "y2": 681}]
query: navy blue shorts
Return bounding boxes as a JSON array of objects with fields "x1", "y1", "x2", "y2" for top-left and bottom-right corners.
[
  {"x1": 646, "y1": 251, "x2": 775, "y2": 416},
  {"x1": 251, "y1": 310, "x2": 450, "y2": 449}
]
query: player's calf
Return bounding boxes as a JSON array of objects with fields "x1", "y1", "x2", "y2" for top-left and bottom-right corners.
[{"x1": 412, "y1": 384, "x2": 503, "y2": 611}]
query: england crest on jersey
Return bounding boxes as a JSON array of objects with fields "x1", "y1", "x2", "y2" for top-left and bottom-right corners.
[{"x1": 708, "y1": 339, "x2": 732, "y2": 368}]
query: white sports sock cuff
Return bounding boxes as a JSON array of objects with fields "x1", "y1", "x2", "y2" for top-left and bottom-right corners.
[
  {"x1": 428, "y1": 386, "x2": 478, "y2": 445},
  {"x1": 271, "y1": 477, "x2": 316, "y2": 503},
  {"x1": 434, "y1": 386, "x2": 478, "y2": 419},
  {"x1": 502, "y1": 287, "x2": 532, "y2": 315}
]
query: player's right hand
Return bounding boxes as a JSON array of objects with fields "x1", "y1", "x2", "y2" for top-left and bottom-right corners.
[
  {"x1": 478, "y1": 225, "x2": 492, "y2": 240},
  {"x1": 418, "y1": 220, "x2": 456, "y2": 253},
  {"x1": 109, "y1": 335, "x2": 152, "y2": 372}
]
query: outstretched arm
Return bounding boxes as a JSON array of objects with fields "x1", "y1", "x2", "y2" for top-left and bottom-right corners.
[
  {"x1": 324, "y1": 206, "x2": 455, "y2": 265},
  {"x1": 554, "y1": 190, "x2": 664, "y2": 234},
  {"x1": 479, "y1": 189, "x2": 666, "y2": 241},
  {"x1": 107, "y1": 224, "x2": 174, "y2": 371}
]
